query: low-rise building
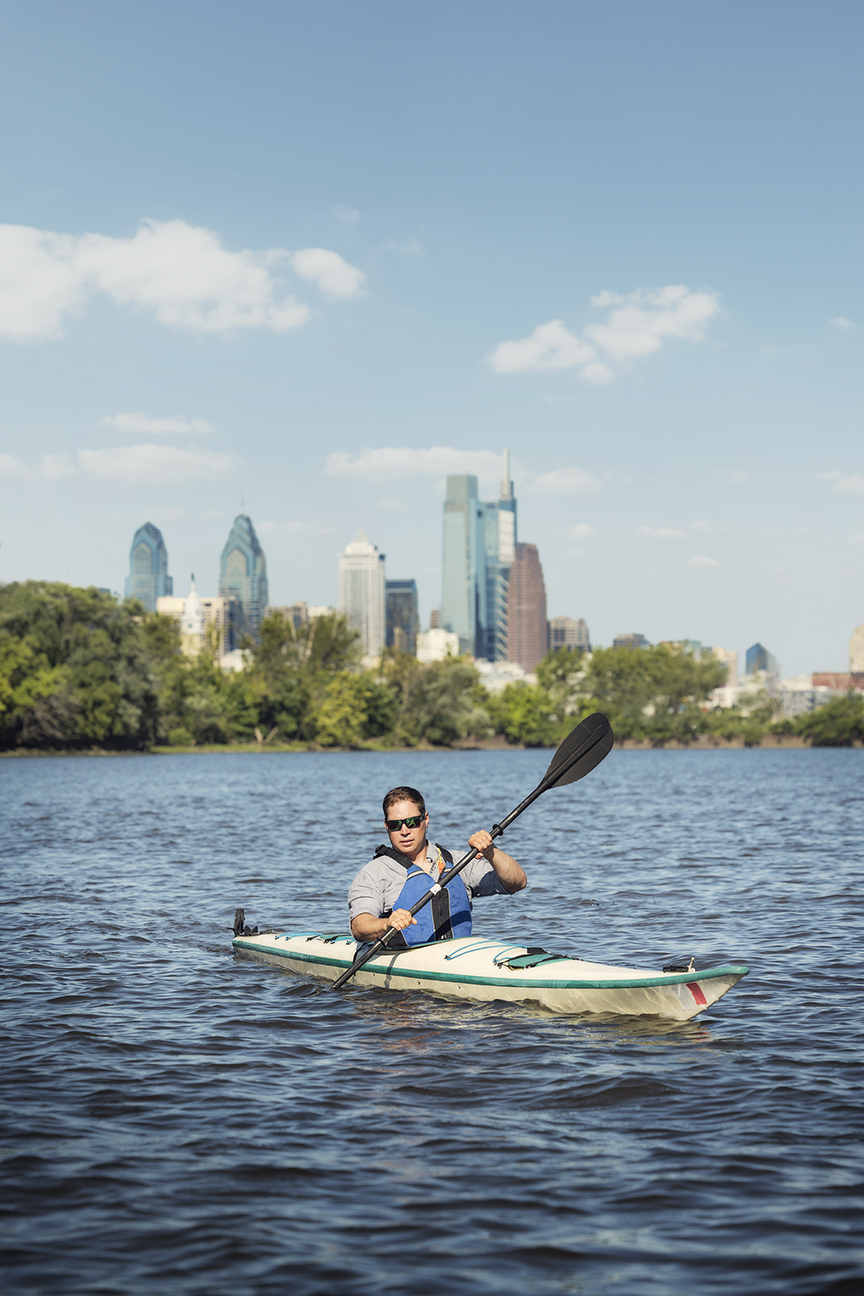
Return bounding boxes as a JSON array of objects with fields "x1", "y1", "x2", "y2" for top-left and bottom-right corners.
[
  {"x1": 812, "y1": 671, "x2": 864, "y2": 692},
  {"x1": 549, "y1": 616, "x2": 590, "y2": 652},
  {"x1": 417, "y1": 627, "x2": 460, "y2": 663},
  {"x1": 613, "y1": 633, "x2": 650, "y2": 650},
  {"x1": 474, "y1": 659, "x2": 536, "y2": 694},
  {"x1": 778, "y1": 675, "x2": 835, "y2": 718},
  {"x1": 157, "y1": 588, "x2": 240, "y2": 657}
]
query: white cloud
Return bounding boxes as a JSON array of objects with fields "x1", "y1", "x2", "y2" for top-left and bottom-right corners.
[
  {"x1": 830, "y1": 316, "x2": 856, "y2": 330},
  {"x1": 567, "y1": 523, "x2": 597, "y2": 538},
  {"x1": 0, "y1": 452, "x2": 77, "y2": 480},
  {"x1": 324, "y1": 447, "x2": 602, "y2": 496},
  {"x1": 586, "y1": 285, "x2": 720, "y2": 360},
  {"x1": 487, "y1": 320, "x2": 606, "y2": 378},
  {"x1": 291, "y1": 248, "x2": 365, "y2": 299},
  {"x1": 637, "y1": 525, "x2": 685, "y2": 539},
  {"x1": 332, "y1": 206, "x2": 361, "y2": 225},
  {"x1": 324, "y1": 446, "x2": 505, "y2": 482},
  {"x1": 101, "y1": 412, "x2": 215, "y2": 436},
  {"x1": 39, "y1": 453, "x2": 76, "y2": 478},
  {"x1": 530, "y1": 467, "x2": 602, "y2": 495},
  {"x1": 819, "y1": 471, "x2": 864, "y2": 495},
  {"x1": 487, "y1": 284, "x2": 720, "y2": 382},
  {"x1": 726, "y1": 470, "x2": 749, "y2": 484},
  {"x1": 0, "y1": 452, "x2": 33, "y2": 479},
  {"x1": 689, "y1": 555, "x2": 721, "y2": 569},
  {"x1": 0, "y1": 219, "x2": 365, "y2": 341},
  {"x1": 78, "y1": 443, "x2": 237, "y2": 483}
]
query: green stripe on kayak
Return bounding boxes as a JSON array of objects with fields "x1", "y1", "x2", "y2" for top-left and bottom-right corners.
[{"x1": 232, "y1": 938, "x2": 749, "y2": 991}]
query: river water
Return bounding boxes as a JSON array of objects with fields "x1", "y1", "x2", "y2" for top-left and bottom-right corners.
[{"x1": 2, "y1": 748, "x2": 862, "y2": 1295}]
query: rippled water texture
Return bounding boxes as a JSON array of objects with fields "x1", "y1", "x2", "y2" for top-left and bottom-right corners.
[{"x1": 2, "y1": 748, "x2": 863, "y2": 1295}]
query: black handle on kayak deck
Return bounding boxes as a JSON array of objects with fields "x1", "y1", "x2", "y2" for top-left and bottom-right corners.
[{"x1": 330, "y1": 712, "x2": 614, "y2": 991}]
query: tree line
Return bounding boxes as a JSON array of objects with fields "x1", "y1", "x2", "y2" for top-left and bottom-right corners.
[{"x1": 2, "y1": 581, "x2": 862, "y2": 751}]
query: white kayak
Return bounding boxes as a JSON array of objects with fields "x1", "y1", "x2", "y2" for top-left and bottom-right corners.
[{"x1": 232, "y1": 930, "x2": 749, "y2": 1020}]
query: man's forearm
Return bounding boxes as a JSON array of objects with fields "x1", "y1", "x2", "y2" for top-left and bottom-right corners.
[
  {"x1": 350, "y1": 913, "x2": 392, "y2": 940},
  {"x1": 488, "y1": 847, "x2": 527, "y2": 892}
]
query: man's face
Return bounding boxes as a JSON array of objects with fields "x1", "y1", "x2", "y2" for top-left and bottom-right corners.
[{"x1": 384, "y1": 799, "x2": 429, "y2": 855}]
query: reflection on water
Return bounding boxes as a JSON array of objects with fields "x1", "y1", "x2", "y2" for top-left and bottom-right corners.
[{"x1": 2, "y1": 747, "x2": 863, "y2": 1295}]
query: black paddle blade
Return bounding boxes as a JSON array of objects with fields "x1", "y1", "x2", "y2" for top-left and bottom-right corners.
[{"x1": 542, "y1": 712, "x2": 614, "y2": 789}]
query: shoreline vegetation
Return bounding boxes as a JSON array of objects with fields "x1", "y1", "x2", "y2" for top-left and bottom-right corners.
[{"x1": 2, "y1": 580, "x2": 863, "y2": 756}]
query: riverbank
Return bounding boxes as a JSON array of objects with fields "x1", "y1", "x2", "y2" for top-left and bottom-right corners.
[{"x1": 3, "y1": 733, "x2": 860, "y2": 757}]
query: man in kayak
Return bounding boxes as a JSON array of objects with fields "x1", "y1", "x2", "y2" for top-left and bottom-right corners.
[{"x1": 348, "y1": 785, "x2": 526, "y2": 946}]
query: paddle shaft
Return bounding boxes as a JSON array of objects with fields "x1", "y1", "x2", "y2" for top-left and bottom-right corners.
[{"x1": 330, "y1": 762, "x2": 567, "y2": 991}]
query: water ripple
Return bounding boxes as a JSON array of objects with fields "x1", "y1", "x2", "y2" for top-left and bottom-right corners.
[{"x1": 2, "y1": 748, "x2": 863, "y2": 1295}]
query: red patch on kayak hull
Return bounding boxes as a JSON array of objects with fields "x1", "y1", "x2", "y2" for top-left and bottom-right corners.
[{"x1": 686, "y1": 981, "x2": 708, "y2": 1005}]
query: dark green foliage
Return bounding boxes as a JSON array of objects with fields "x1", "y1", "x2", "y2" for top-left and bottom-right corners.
[
  {"x1": 486, "y1": 682, "x2": 560, "y2": 747},
  {"x1": 5, "y1": 584, "x2": 859, "y2": 750},
  {"x1": 249, "y1": 611, "x2": 362, "y2": 740},
  {"x1": 582, "y1": 645, "x2": 727, "y2": 743},
  {"x1": 0, "y1": 581, "x2": 159, "y2": 749},
  {"x1": 794, "y1": 695, "x2": 864, "y2": 746},
  {"x1": 383, "y1": 652, "x2": 492, "y2": 746}
]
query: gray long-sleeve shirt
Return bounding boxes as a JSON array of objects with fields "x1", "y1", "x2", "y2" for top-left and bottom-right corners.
[{"x1": 347, "y1": 842, "x2": 510, "y2": 926}]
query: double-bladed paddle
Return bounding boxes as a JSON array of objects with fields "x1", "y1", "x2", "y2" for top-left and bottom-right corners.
[{"x1": 331, "y1": 711, "x2": 614, "y2": 990}]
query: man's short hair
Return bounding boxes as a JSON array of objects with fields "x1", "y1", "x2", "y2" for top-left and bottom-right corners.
[{"x1": 382, "y1": 786, "x2": 426, "y2": 817}]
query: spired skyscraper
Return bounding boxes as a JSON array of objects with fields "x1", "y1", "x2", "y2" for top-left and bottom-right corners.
[
  {"x1": 441, "y1": 450, "x2": 516, "y2": 659},
  {"x1": 124, "y1": 522, "x2": 173, "y2": 612},
  {"x1": 219, "y1": 515, "x2": 269, "y2": 641},
  {"x1": 339, "y1": 530, "x2": 386, "y2": 657}
]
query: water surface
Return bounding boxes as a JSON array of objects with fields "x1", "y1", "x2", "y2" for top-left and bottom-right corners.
[{"x1": 2, "y1": 748, "x2": 863, "y2": 1294}]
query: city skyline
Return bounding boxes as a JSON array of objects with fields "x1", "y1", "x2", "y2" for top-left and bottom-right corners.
[{"x1": 3, "y1": 6, "x2": 861, "y2": 677}]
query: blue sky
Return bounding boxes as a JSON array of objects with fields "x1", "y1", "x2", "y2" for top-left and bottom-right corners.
[{"x1": 0, "y1": 0, "x2": 862, "y2": 675}]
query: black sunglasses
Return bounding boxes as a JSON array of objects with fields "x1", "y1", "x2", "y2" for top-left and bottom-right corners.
[{"x1": 385, "y1": 815, "x2": 425, "y2": 831}]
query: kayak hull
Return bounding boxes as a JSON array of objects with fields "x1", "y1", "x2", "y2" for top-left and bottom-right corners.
[{"x1": 232, "y1": 931, "x2": 749, "y2": 1020}]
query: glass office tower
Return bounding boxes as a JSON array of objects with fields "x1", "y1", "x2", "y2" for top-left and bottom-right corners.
[
  {"x1": 385, "y1": 579, "x2": 420, "y2": 655},
  {"x1": 441, "y1": 451, "x2": 516, "y2": 659},
  {"x1": 124, "y1": 522, "x2": 173, "y2": 611},
  {"x1": 218, "y1": 514, "x2": 269, "y2": 641}
]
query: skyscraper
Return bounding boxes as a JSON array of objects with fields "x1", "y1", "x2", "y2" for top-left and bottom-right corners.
[
  {"x1": 745, "y1": 642, "x2": 778, "y2": 678},
  {"x1": 479, "y1": 448, "x2": 517, "y2": 661},
  {"x1": 338, "y1": 530, "x2": 386, "y2": 657},
  {"x1": 124, "y1": 522, "x2": 173, "y2": 611},
  {"x1": 219, "y1": 514, "x2": 269, "y2": 641},
  {"x1": 507, "y1": 543, "x2": 548, "y2": 672},
  {"x1": 385, "y1": 579, "x2": 420, "y2": 655},
  {"x1": 441, "y1": 450, "x2": 517, "y2": 659},
  {"x1": 441, "y1": 474, "x2": 483, "y2": 656}
]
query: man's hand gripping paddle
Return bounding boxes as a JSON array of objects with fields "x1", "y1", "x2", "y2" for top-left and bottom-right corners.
[{"x1": 331, "y1": 711, "x2": 614, "y2": 991}]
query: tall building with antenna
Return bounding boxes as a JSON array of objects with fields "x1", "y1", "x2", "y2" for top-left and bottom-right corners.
[{"x1": 441, "y1": 449, "x2": 517, "y2": 659}]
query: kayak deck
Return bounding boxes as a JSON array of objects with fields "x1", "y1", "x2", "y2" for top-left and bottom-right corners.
[{"x1": 232, "y1": 931, "x2": 749, "y2": 1020}]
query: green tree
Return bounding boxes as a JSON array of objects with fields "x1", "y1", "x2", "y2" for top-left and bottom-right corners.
[
  {"x1": 795, "y1": 695, "x2": 864, "y2": 747},
  {"x1": 315, "y1": 672, "x2": 369, "y2": 747},
  {"x1": 248, "y1": 611, "x2": 361, "y2": 740},
  {"x1": 391, "y1": 656, "x2": 492, "y2": 746},
  {"x1": 486, "y1": 680, "x2": 559, "y2": 746},
  {"x1": 0, "y1": 582, "x2": 159, "y2": 749},
  {"x1": 581, "y1": 645, "x2": 726, "y2": 742}
]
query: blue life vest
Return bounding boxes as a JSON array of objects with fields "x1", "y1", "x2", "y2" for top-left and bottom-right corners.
[{"x1": 380, "y1": 843, "x2": 473, "y2": 946}]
